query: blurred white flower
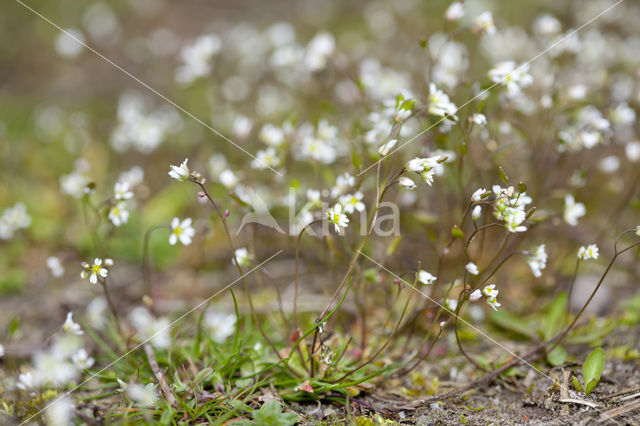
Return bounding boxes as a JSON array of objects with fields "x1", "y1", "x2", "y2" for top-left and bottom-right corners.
[
  {"x1": 469, "y1": 289, "x2": 482, "y2": 302},
  {"x1": 330, "y1": 173, "x2": 355, "y2": 198},
  {"x1": 55, "y1": 28, "x2": 85, "y2": 58},
  {"x1": 465, "y1": 262, "x2": 479, "y2": 276},
  {"x1": 305, "y1": 32, "x2": 335, "y2": 71},
  {"x1": 471, "y1": 188, "x2": 489, "y2": 202},
  {"x1": 60, "y1": 170, "x2": 92, "y2": 198},
  {"x1": 169, "y1": 217, "x2": 195, "y2": 246},
  {"x1": 472, "y1": 205, "x2": 482, "y2": 220},
  {"x1": 219, "y1": 169, "x2": 239, "y2": 189},
  {"x1": 470, "y1": 113, "x2": 487, "y2": 127},
  {"x1": 16, "y1": 371, "x2": 37, "y2": 391},
  {"x1": 446, "y1": 298, "x2": 458, "y2": 311},
  {"x1": 129, "y1": 307, "x2": 170, "y2": 349},
  {"x1": 81, "y1": 258, "x2": 108, "y2": 284},
  {"x1": 114, "y1": 181, "x2": 134, "y2": 200},
  {"x1": 564, "y1": 194, "x2": 586, "y2": 226},
  {"x1": 636, "y1": 225, "x2": 640, "y2": 236},
  {"x1": 598, "y1": 156, "x2": 620, "y2": 173},
  {"x1": 625, "y1": 141, "x2": 640, "y2": 161},
  {"x1": 472, "y1": 12, "x2": 496, "y2": 35},
  {"x1": 251, "y1": 148, "x2": 280, "y2": 169},
  {"x1": 0, "y1": 343, "x2": 4, "y2": 358},
  {"x1": 488, "y1": 61, "x2": 533, "y2": 97},
  {"x1": 108, "y1": 202, "x2": 129, "y2": 227},
  {"x1": 533, "y1": 14, "x2": 561, "y2": 37},
  {"x1": 33, "y1": 351, "x2": 78, "y2": 387},
  {"x1": 233, "y1": 247, "x2": 253, "y2": 268},
  {"x1": 0, "y1": 203, "x2": 32, "y2": 240},
  {"x1": 428, "y1": 83, "x2": 458, "y2": 120},
  {"x1": 378, "y1": 139, "x2": 397, "y2": 156},
  {"x1": 86, "y1": 297, "x2": 107, "y2": 330},
  {"x1": 418, "y1": 270, "x2": 437, "y2": 285},
  {"x1": 168, "y1": 158, "x2": 190, "y2": 182},
  {"x1": 339, "y1": 192, "x2": 365, "y2": 214},
  {"x1": 72, "y1": 348, "x2": 95, "y2": 369},
  {"x1": 527, "y1": 244, "x2": 547, "y2": 278},
  {"x1": 62, "y1": 312, "x2": 83, "y2": 336},
  {"x1": 610, "y1": 103, "x2": 636, "y2": 125},
  {"x1": 127, "y1": 383, "x2": 159, "y2": 407},
  {"x1": 45, "y1": 395, "x2": 74, "y2": 426},
  {"x1": 399, "y1": 176, "x2": 416, "y2": 189},
  {"x1": 232, "y1": 115, "x2": 253, "y2": 140},
  {"x1": 175, "y1": 34, "x2": 221, "y2": 85},
  {"x1": 578, "y1": 244, "x2": 599, "y2": 260},
  {"x1": 406, "y1": 156, "x2": 443, "y2": 185},
  {"x1": 259, "y1": 124, "x2": 285, "y2": 147},
  {"x1": 205, "y1": 311, "x2": 237, "y2": 343},
  {"x1": 327, "y1": 203, "x2": 349, "y2": 233},
  {"x1": 445, "y1": 2, "x2": 464, "y2": 21},
  {"x1": 46, "y1": 256, "x2": 64, "y2": 278}
]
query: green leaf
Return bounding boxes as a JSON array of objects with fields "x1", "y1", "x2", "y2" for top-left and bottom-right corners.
[
  {"x1": 498, "y1": 166, "x2": 509, "y2": 184},
  {"x1": 546, "y1": 345, "x2": 567, "y2": 366},
  {"x1": 542, "y1": 292, "x2": 567, "y2": 340},
  {"x1": 488, "y1": 310, "x2": 536, "y2": 340},
  {"x1": 572, "y1": 376, "x2": 583, "y2": 392},
  {"x1": 250, "y1": 400, "x2": 298, "y2": 426},
  {"x1": 583, "y1": 347, "x2": 605, "y2": 395}
]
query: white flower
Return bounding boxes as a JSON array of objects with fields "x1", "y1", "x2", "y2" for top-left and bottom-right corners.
[
  {"x1": 219, "y1": 169, "x2": 239, "y2": 189},
  {"x1": 471, "y1": 188, "x2": 489, "y2": 202},
  {"x1": 418, "y1": 270, "x2": 437, "y2": 285},
  {"x1": 0, "y1": 343, "x2": 4, "y2": 357},
  {"x1": 16, "y1": 371, "x2": 37, "y2": 391},
  {"x1": 469, "y1": 289, "x2": 482, "y2": 302},
  {"x1": 470, "y1": 113, "x2": 487, "y2": 127},
  {"x1": 86, "y1": 297, "x2": 107, "y2": 330},
  {"x1": 305, "y1": 32, "x2": 335, "y2": 71},
  {"x1": 62, "y1": 312, "x2": 83, "y2": 335},
  {"x1": 129, "y1": 307, "x2": 171, "y2": 349},
  {"x1": 473, "y1": 11, "x2": 496, "y2": 35},
  {"x1": 378, "y1": 139, "x2": 397, "y2": 156},
  {"x1": 0, "y1": 203, "x2": 32, "y2": 240},
  {"x1": 81, "y1": 258, "x2": 108, "y2": 284},
  {"x1": 127, "y1": 383, "x2": 159, "y2": 407},
  {"x1": 472, "y1": 205, "x2": 482, "y2": 220},
  {"x1": 46, "y1": 256, "x2": 65, "y2": 278},
  {"x1": 611, "y1": 103, "x2": 635, "y2": 126},
  {"x1": 527, "y1": 244, "x2": 547, "y2": 278},
  {"x1": 168, "y1": 158, "x2": 190, "y2": 181},
  {"x1": 488, "y1": 61, "x2": 533, "y2": 97},
  {"x1": 564, "y1": 194, "x2": 586, "y2": 226},
  {"x1": 251, "y1": 148, "x2": 280, "y2": 169},
  {"x1": 399, "y1": 176, "x2": 416, "y2": 189},
  {"x1": 330, "y1": 173, "x2": 355, "y2": 197},
  {"x1": 446, "y1": 298, "x2": 458, "y2": 311},
  {"x1": 118, "y1": 166, "x2": 145, "y2": 187},
  {"x1": 175, "y1": 34, "x2": 221, "y2": 85},
  {"x1": 482, "y1": 284, "x2": 501, "y2": 310},
  {"x1": 625, "y1": 141, "x2": 640, "y2": 162},
  {"x1": 114, "y1": 181, "x2": 134, "y2": 200},
  {"x1": 108, "y1": 202, "x2": 129, "y2": 227},
  {"x1": 504, "y1": 209, "x2": 527, "y2": 233},
  {"x1": 233, "y1": 247, "x2": 253, "y2": 268},
  {"x1": 72, "y1": 348, "x2": 95, "y2": 369},
  {"x1": 339, "y1": 192, "x2": 365, "y2": 214},
  {"x1": 428, "y1": 83, "x2": 458, "y2": 120},
  {"x1": 307, "y1": 189, "x2": 321, "y2": 202},
  {"x1": 636, "y1": 225, "x2": 640, "y2": 237},
  {"x1": 578, "y1": 244, "x2": 599, "y2": 261},
  {"x1": 465, "y1": 262, "x2": 479, "y2": 275},
  {"x1": 445, "y1": 2, "x2": 464, "y2": 21},
  {"x1": 169, "y1": 217, "x2": 195, "y2": 246},
  {"x1": 205, "y1": 311, "x2": 237, "y2": 343},
  {"x1": 60, "y1": 170, "x2": 92, "y2": 199},
  {"x1": 406, "y1": 156, "x2": 443, "y2": 185},
  {"x1": 327, "y1": 203, "x2": 349, "y2": 233},
  {"x1": 45, "y1": 395, "x2": 74, "y2": 426},
  {"x1": 259, "y1": 124, "x2": 285, "y2": 146}
]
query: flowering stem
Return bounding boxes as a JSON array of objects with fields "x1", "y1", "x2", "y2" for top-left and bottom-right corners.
[
  {"x1": 99, "y1": 278, "x2": 124, "y2": 339},
  {"x1": 142, "y1": 224, "x2": 170, "y2": 301},
  {"x1": 565, "y1": 257, "x2": 581, "y2": 309},
  {"x1": 549, "y1": 230, "x2": 640, "y2": 353},
  {"x1": 190, "y1": 178, "x2": 295, "y2": 376},
  {"x1": 294, "y1": 219, "x2": 322, "y2": 331}
]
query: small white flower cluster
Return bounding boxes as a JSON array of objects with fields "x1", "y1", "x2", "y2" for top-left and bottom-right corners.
[
  {"x1": 60, "y1": 169, "x2": 92, "y2": 199},
  {"x1": 465, "y1": 262, "x2": 479, "y2": 276},
  {"x1": 364, "y1": 94, "x2": 416, "y2": 146},
  {"x1": 16, "y1": 312, "x2": 94, "y2": 395},
  {"x1": 527, "y1": 244, "x2": 548, "y2": 278},
  {"x1": 558, "y1": 106, "x2": 611, "y2": 152},
  {"x1": 0, "y1": 203, "x2": 31, "y2": 240},
  {"x1": 108, "y1": 181, "x2": 135, "y2": 227},
  {"x1": 491, "y1": 185, "x2": 532, "y2": 233},
  {"x1": 175, "y1": 34, "x2": 221, "y2": 85},
  {"x1": 406, "y1": 155, "x2": 448, "y2": 186},
  {"x1": 295, "y1": 119, "x2": 343, "y2": 164},
  {"x1": 46, "y1": 256, "x2": 65, "y2": 278},
  {"x1": 428, "y1": 83, "x2": 458, "y2": 120},
  {"x1": 81, "y1": 258, "x2": 113, "y2": 285},
  {"x1": 469, "y1": 284, "x2": 501, "y2": 310},
  {"x1": 204, "y1": 310, "x2": 237, "y2": 344},
  {"x1": 110, "y1": 92, "x2": 181, "y2": 154},
  {"x1": 488, "y1": 61, "x2": 533, "y2": 98},
  {"x1": 578, "y1": 244, "x2": 599, "y2": 261},
  {"x1": 233, "y1": 247, "x2": 253, "y2": 268}
]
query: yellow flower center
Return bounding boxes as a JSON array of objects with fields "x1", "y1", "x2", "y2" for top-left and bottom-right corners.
[
  {"x1": 174, "y1": 226, "x2": 183, "y2": 235},
  {"x1": 92, "y1": 265, "x2": 101, "y2": 274}
]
